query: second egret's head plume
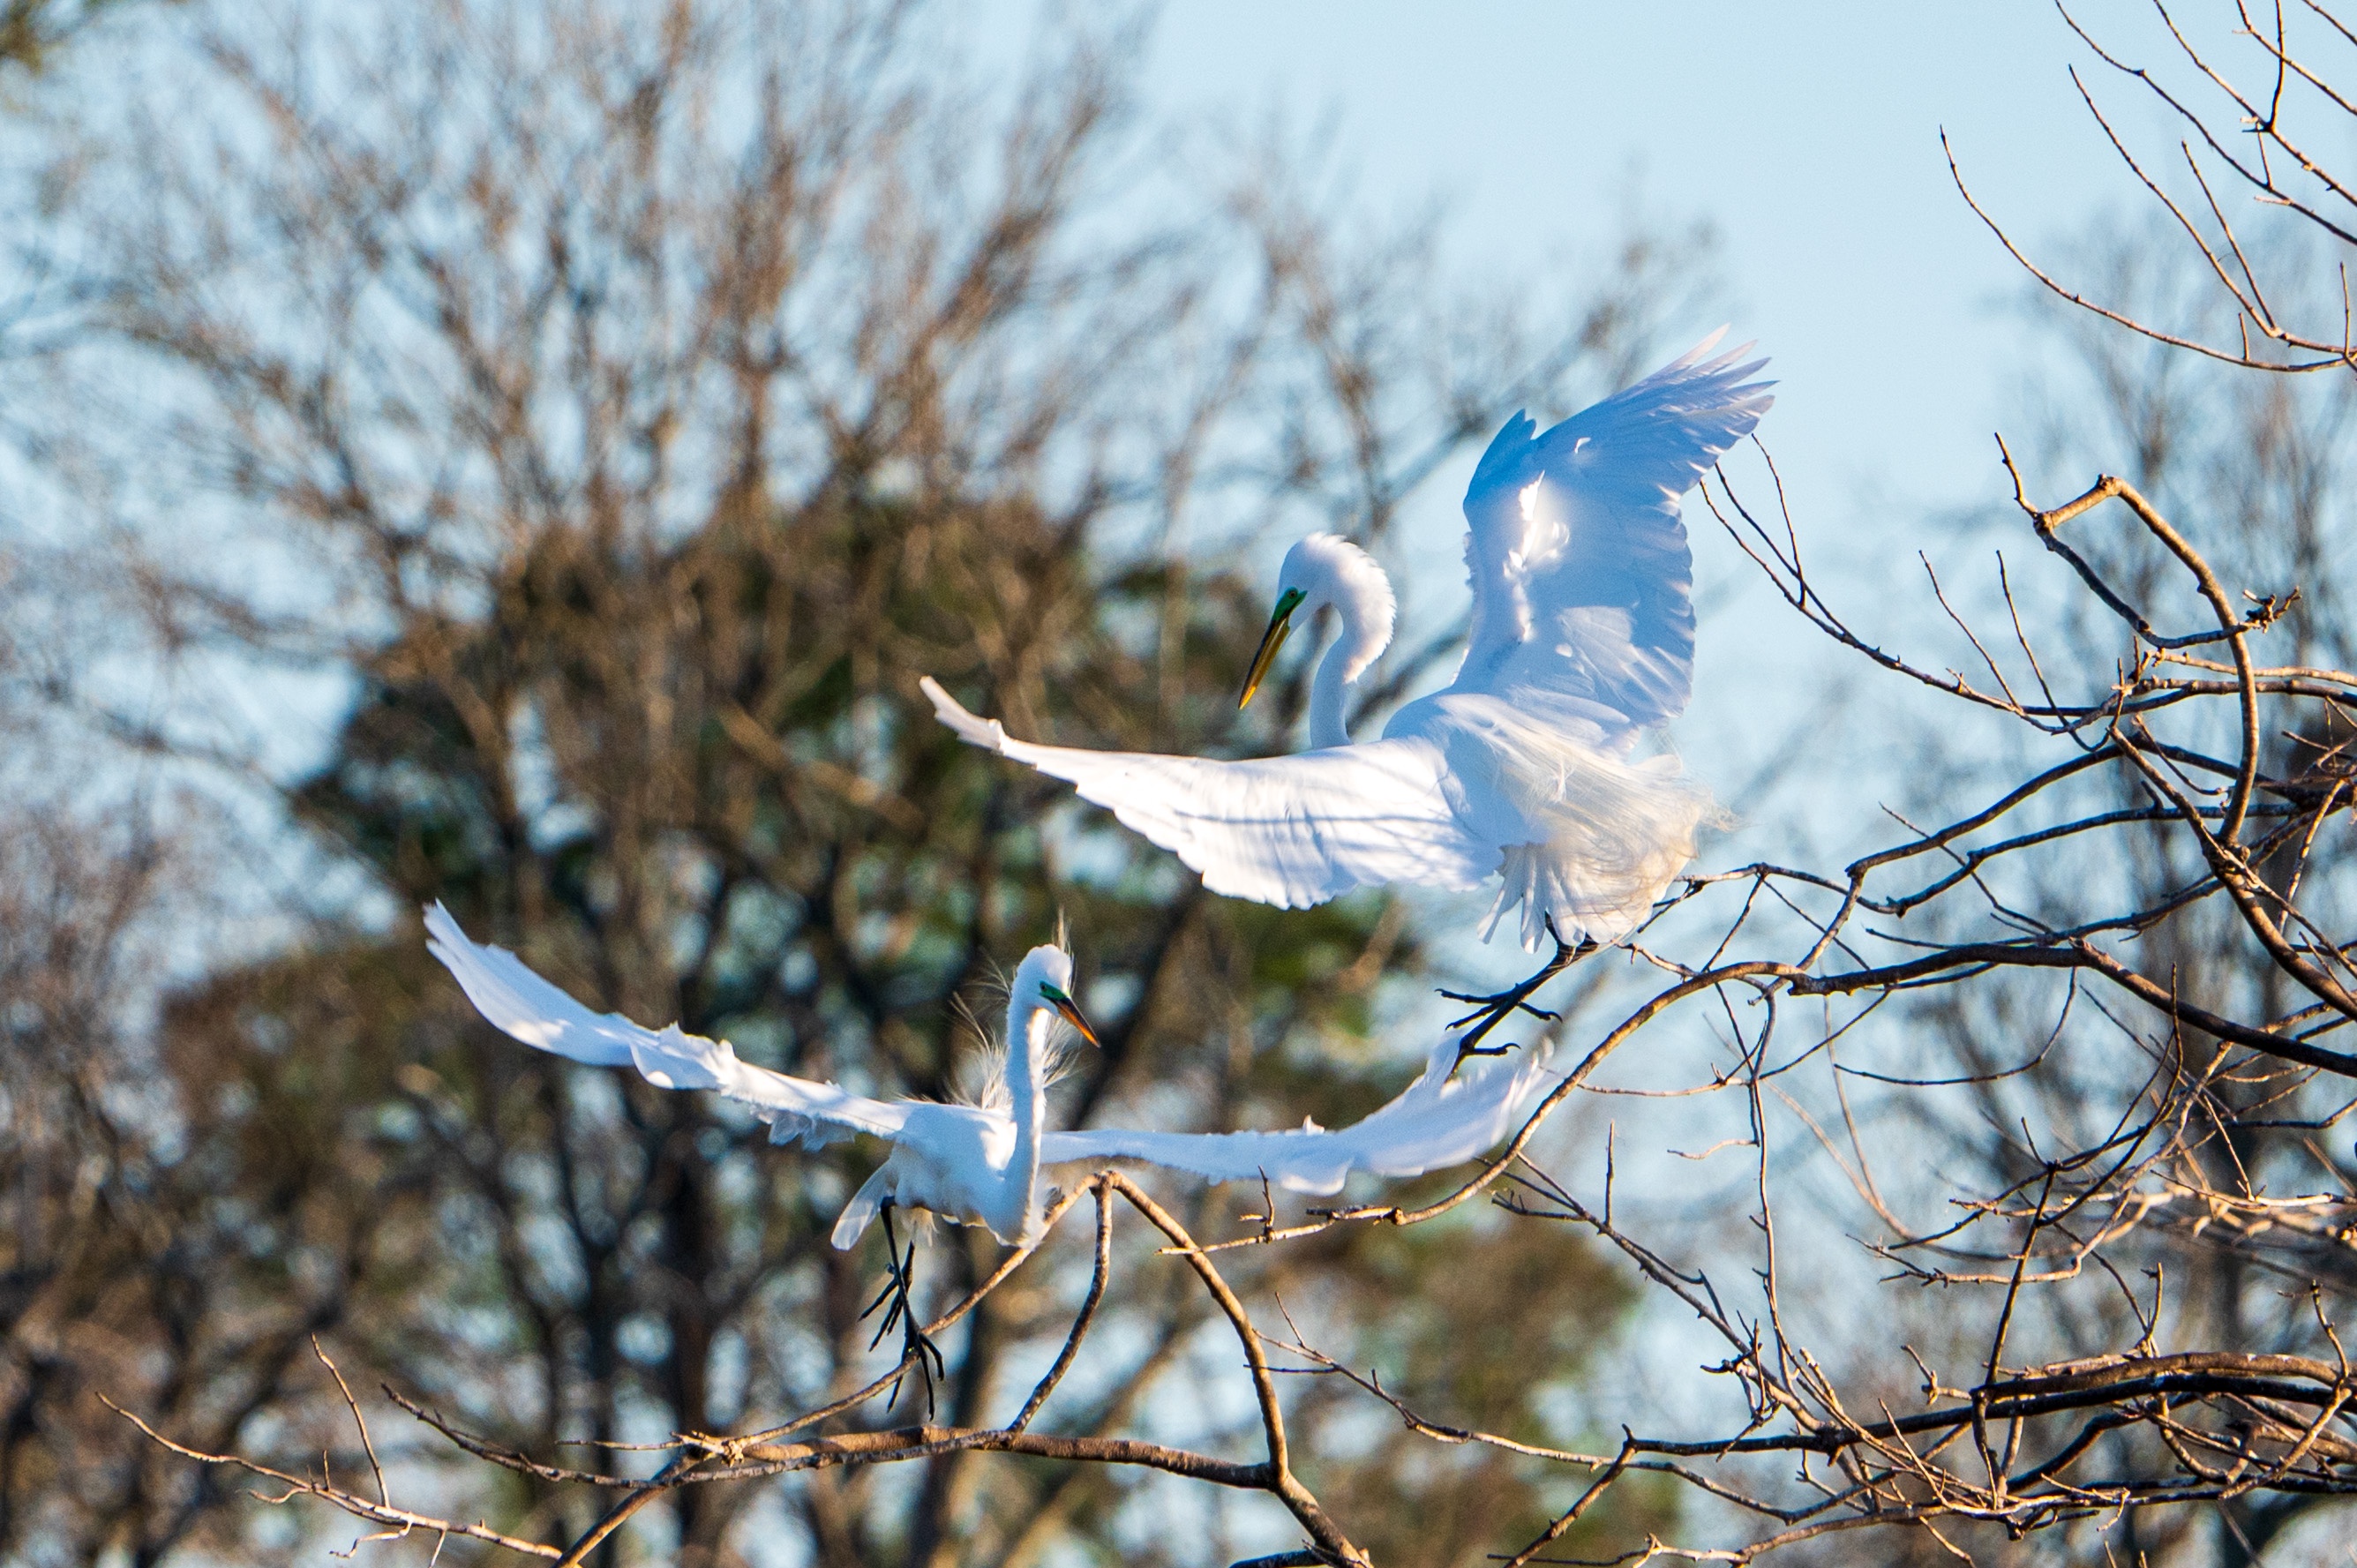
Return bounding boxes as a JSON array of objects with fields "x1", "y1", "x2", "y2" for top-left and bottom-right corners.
[{"x1": 1239, "y1": 532, "x2": 1397, "y2": 710}]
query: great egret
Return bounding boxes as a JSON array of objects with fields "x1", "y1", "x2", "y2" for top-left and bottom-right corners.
[
  {"x1": 922, "y1": 333, "x2": 1770, "y2": 949},
  {"x1": 424, "y1": 904, "x2": 1557, "y2": 1249}
]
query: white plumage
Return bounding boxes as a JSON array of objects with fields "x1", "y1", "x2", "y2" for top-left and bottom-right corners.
[
  {"x1": 922, "y1": 333, "x2": 1770, "y2": 949},
  {"x1": 425, "y1": 904, "x2": 1555, "y2": 1249},
  {"x1": 1040, "y1": 1033, "x2": 1554, "y2": 1197}
]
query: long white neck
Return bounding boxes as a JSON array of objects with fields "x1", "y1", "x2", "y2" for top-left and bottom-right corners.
[
  {"x1": 1309, "y1": 631, "x2": 1357, "y2": 750},
  {"x1": 1307, "y1": 599, "x2": 1390, "y2": 750},
  {"x1": 997, "y1": 999, "x2": 1053, "y2": 1244}
]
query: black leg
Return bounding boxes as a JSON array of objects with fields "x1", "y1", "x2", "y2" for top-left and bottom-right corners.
[
  {"x1": 1434, "y1": 917, "x2": 1595, "y2": 1068},
  {"x1": 859, "y1": 1201, "x2": 948, "y2": 1418}
]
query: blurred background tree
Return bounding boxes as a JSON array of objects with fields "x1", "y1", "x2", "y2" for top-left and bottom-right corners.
[
  {"x1": 0, "y1": 0, "x2": 158, "y2": 76},
  {"x1": 0, "y1": 1, "x2": 1707, "y2": 1563}
]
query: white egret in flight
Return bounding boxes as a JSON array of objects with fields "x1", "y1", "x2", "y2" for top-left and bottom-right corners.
[
  {"x1": 922, "y1": 334, "x2": 1770, "y2": 949},
  {"x1": 424, "y1": 904, "x2": 1557, "y2": 1249}
]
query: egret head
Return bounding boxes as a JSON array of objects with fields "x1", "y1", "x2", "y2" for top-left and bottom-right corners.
[
  {"x1": 1015, "y1": 943, "x2": 1099, "y2": 1047},
  {"x1": 1239, "y1": 532, "x2": 1396, "y2": 710}
]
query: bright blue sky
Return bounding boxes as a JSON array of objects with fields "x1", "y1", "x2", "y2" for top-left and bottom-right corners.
[{"x1": 1137, "y1": 3, "x2": 2146, "y2": 520}]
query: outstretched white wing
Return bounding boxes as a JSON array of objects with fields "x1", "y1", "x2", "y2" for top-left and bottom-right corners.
[
  {"x1": 921, "y1": 678, "x2": 1494, "y2": 909},
  {"x1": 1039, "y1": 1039, "x2": 1558, "y2": 1196},
  {"x1": 424, "y1": 903, "x2": 911, "y2": 1144},
  {"x1": 1453, "y1": 333, "x2": 1772, "y2": 731}
]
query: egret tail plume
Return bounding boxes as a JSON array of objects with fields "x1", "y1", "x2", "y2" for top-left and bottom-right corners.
[{"x1": 1463, "y1": 706, "x2": 1725, "y2": 947}]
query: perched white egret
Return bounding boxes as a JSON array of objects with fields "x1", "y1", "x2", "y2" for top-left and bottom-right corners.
[
  {"x1": 424, "y1": 904, "x2": 1557, "y2": 1249},
  {"x1": 923, "y1": 334, "x2": 1770, "y2": 949}
]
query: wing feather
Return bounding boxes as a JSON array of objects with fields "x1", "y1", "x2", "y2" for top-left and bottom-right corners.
[
  {"x1": 1456, "y1": 333, "x2": 1772, "y2": 729},
  {"x1": 921, "y1": 678, "x2": 1493, "y2": 907},
  {"x1": 1039, "y1": 1039, "x2": 1558, "y2": 1195},
  {"x1": 424, "y1": 903, "x2": 910, "y2": 1142}
]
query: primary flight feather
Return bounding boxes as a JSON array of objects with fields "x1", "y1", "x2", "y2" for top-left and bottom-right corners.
[
  {"x1": 425, "y1": 904, "x2": 1555, "y2": 1249},
  {"x1": 923, "y1": 333, "x2": 1770, "y2": 949}
]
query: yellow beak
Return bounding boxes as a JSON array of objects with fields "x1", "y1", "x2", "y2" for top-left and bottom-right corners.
[
  {"x1": 1040, "y1": 983, "x2": 1100, "y2": 1047},
  {"x1": 1054, "y1": 997, "x2": 1100, "y2": 1047},
  {"x1": 1239, "y1": 589, "x2": 1305, "y2": 710}
]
